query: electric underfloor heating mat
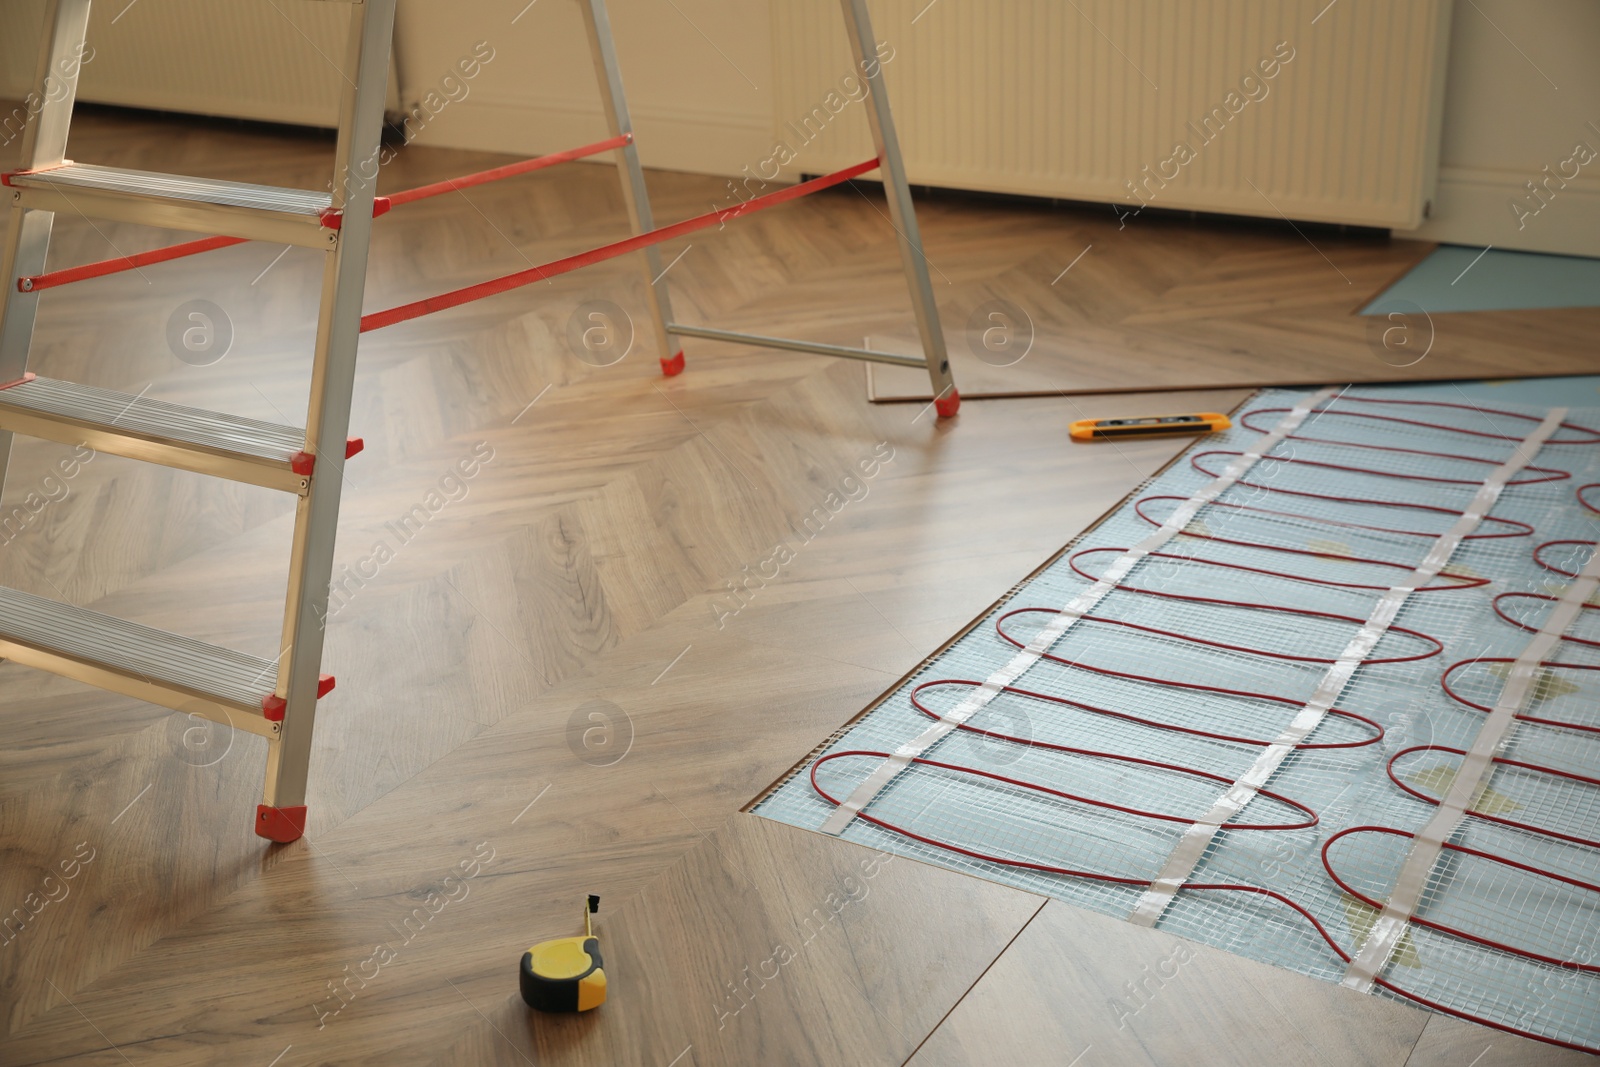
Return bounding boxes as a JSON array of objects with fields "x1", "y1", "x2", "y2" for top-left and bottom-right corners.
[{"x1": 754, "y1": 385, "x2": 1600, "y2": 1053}]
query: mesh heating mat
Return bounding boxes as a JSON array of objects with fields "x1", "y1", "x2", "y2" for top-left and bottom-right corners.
[{"x1": 754, "y1": 385, "x2": 1600, "y2": 1053}]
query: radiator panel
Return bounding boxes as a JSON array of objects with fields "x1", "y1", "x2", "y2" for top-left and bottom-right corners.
[{"x1": 774, "y1": 0, "x2": 1452, "y2": 229}]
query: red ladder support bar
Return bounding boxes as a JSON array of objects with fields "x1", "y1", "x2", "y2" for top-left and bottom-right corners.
[
  {"x1": 11, "y1": 200, "x2": 393, "y2": 292},
  {"x1": 14, "y1": 134, "x2": 634, "y2": 293},
  {"x1": 21, "y1": 234, "x2": 245, "y2": 293},
  {"x1": 360, "y1": 157, "x2": 882, "y2": 333},
  {"x1": 14, "y1": 206, "x2": 392, "y2": 292},
  {"x1": 385, "y1": 133, "x2": 630, "y2": 206}
]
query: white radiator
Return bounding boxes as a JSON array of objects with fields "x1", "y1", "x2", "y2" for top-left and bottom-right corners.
[
  {"x1": 773, "y1": 0, "x2": 1453, "y2": 229},
  {"x1": 1, "y1": 0, "x2": 396, "y2": 129}
]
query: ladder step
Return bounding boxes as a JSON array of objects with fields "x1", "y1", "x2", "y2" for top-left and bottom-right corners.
[
  {"x1": 0, "y1": 375, "x2": 328, "y2": 492},
  {"x1": 0, "y1": 586, "x2": 281, "y2": 734},
  {"x1": 5, "y1": 163, "x2": 338, "y2": 248}
]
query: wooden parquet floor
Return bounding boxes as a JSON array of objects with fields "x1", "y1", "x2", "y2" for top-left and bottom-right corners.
[
  {"x1": 0, "y1": 107, "x2": 1583, "y2": 1066},
  {"x1": 866, "y1": 199, "x2": 1600, "y2": 401}
]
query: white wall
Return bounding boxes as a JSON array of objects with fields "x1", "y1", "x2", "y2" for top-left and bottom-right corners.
[
  {"x1": 1395, "y1": 0, "x2": 1600, "y2": 256},
  {"x1": 0, "y1": 0, "x2": 394, "y2": 131},
  {"x1": 392, "y1": 0, "x2": 774, "y2": 179},
  {"x1": 361, "y1": 0, "x2": 1600, "y2": 254},
  {"x1": 0, "y1": 0, "x2": 774, "y2": 176},
  {"x1": 3, "y1": 0, "x2": 1596, "y2": 255}
]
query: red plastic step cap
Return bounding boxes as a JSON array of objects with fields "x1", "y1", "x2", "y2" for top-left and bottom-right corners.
[
  {"x1": 261, "y1": 674, "x2": 336, "y2": 722},
  {"x1": 935, "y1": 388, "x2": 961, "y2": 418},
  {"x1": 1, "y1": 161, "x2": 68, "y2": 186},
  {"x1": 661, "y1": 350, "x2": 686, "y2": 377},
  {"x1": 319, "y1": 197, "x2": 392, "y2": 230},
  {"x1": 256, "y1": 804, "x2": 307, "y2": 843},
  {"x1": 0, "y1": 372, "x2": 37, "y2": 391},
  {"x1": 290, "y1": 439, "x2": 364, "y2": 476}
]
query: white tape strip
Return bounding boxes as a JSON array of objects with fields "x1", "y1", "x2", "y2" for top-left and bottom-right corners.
[
  {"x1": 1129, "y1": 408, "x2": 1569, "y2": 928},
  {"x1": 816, "y1": 386, "x2": 1341, "y2": 837},
  {"x1": 1343, "y1": 521, "x2": 1598, "y2": 991}
]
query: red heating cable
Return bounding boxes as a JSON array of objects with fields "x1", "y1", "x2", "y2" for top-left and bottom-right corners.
[
  {"x1": 910, "y1": 678, "x2": 1383, "y2": 750},
  {"x1": 1233, "y1": 425, "x2": 1589, "y2": 479},
  {"x1": 1581, "y1": 483, "x2": 1600, "y2": 514},
  {"x1": 990, "y1": 611, "x2": 1395, "y2": 733},
  {"x1": 813, "y1": 755, "x2": 1345, "y2": 952},
  {"x1": 16, "y1": 134, "x2": 632, "y2": 293},
  {"x1": 1321, "y1": 826, "x2": 1600, "y2": 1054},
  {"x1": 1533, "y1": 538, "x2": 1598, "y2": 578},
  {"x1": 1241, "y1": 397, "x2": 1600, "y2": 446},
  {"x1": 806, "y1": 399, "x2": 1600, "y2": 1053},
  {"x1": 1191, "y1": 449, "x2": 1570, "y2": 490},
  {"x1": 1368, "y1": 977, "x2": 1596, "y2": 1054},
  {"x1": 1491, "y1": 592, "x2": 1600, "y2": 649},
  {"x1": 814, "y1": 750, "x2": 1600, "y2": 980},
  {"x1": 810, "y1": 750, "x2": 1317, "y2": 832},
  {"x1": 358, "y1": 157, "x2": 881, "y2": 332},
  {"x1": 1134, "y1": 494, "x2": 1534, "y2": 542},
  {"x1": 809, "y1": 750, "x2": 1599, "y2": 1053},
  {"x1": 995, "y1": 605, "x2": 1442, "y2": 666},
  {"x1": 1386, "y1": 744, "x2": 1600, "y2": 850},
  {"x1": 1070, "y1": 545, "x2": 1487, "y2": 595},
  {"x1": 808, "y1": 755, "x2": 1343, "y2": 941},
  {"x1": 1322, "y1": 826, "x2": 1600, "y2": 974},
  {"x1": 1204, "y1": 403, "x2": 1579, "y2": 499},
  {"x1": 1441, "y1": 658, "x2": 1600, "y2": 735}
]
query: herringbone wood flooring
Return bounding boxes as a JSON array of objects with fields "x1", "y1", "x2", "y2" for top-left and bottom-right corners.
[
  {"x1": 867, "y1": 201, "x2": 1599, "y2": 400},
  {"x1": 0, "y1": 107, "x2": 1577, "y2": 1066}
]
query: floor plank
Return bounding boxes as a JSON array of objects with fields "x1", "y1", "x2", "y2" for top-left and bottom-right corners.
[
  {"x1": 428, "y1": 814, "x2": 1044, "y2": 1067},
  {"x1": 1402, "y1": 1014, "x2": 1598, "y2": 1067},
  {"x1": 862, "y1": 214, "x2": 1600, "y2": 401},
  {"x1": 905, "y1": 899, "x2": 1431, "y2": 1067}
]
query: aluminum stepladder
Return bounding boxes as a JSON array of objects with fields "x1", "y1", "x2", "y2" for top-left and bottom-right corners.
[
  {"x1": 0, "y1": 0, "x2": 397, "y2": 843},
  {"x1": 0, "y1": 0, "x2": 954, "y2": 848},
  {"x1": 577, "y1": 0, "x2": 959, "y2": 413}
]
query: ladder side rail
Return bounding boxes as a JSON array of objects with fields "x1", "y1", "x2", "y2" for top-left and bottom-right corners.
[
  {"x1": 836, "y1": 0, "x2": 956, "y2": 408},
  {"x1": 264, "y1": 0, "x2": 398, "y2": 830},
  {"x1": 578, "y1": 0, "x2": 684, "y2": 374},
  {"x1": 0, "y1": 0, "x2": 92, "y2": 493}
]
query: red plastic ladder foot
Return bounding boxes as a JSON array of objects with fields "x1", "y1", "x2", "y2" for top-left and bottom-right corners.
[
  {"x1": 660, "y1": 350, "x2": 686, "y2": 377},
  {"x1": 935, "y1": 388, "x2": 961, "y2": 418},
  {"x1": 256, "y1": 804, "x2": 307, "y2": 843}
]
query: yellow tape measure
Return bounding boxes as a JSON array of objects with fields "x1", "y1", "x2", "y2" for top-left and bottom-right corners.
[
  {"x1": 521, "y1": 895, "x2": 607, "y2": 1013},
  {"x1": 1069, "y1": 412, "x2": 1231, "y2": 441}
]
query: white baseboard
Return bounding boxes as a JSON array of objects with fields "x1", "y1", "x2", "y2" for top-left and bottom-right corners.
[
  {"x1": 1397, "y1": 165, "x2": 1600, "y2": 256},
  {"x1": 399, "y1": 92, "x2": 773, "y2": 181}
]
